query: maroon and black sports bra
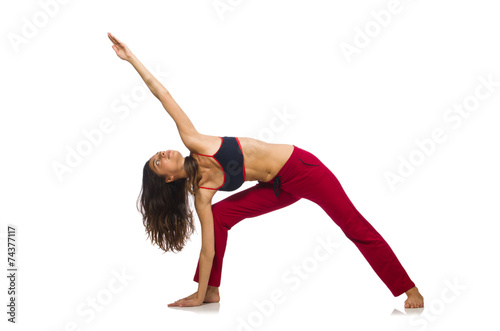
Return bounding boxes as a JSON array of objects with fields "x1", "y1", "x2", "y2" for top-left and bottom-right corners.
[{"x1": 195, "y1": 136, "x2": 246, "y2": 191}]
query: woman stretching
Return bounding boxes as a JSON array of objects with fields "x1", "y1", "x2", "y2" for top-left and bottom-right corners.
[{"x1": 108, "y1": 32, "x2": 424, "y2": 309}]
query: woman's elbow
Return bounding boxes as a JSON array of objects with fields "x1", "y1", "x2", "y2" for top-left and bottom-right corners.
[{"x1": 201, "y1": 249, "x2": 215, "y2": 259}]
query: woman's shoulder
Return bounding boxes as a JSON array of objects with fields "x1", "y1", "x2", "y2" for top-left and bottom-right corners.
[{"x1": 188, "y1": 134, "x2": 223, "y2": 155}]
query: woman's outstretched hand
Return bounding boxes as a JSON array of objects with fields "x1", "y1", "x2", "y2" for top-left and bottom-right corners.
[{"x1": 108, "y1": 32, "x2": 134, "y2": 61}]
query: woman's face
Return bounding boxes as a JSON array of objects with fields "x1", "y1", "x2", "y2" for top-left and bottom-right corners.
[{"x1": 148, "y1": 150, "x2": 182, "y2": 183}]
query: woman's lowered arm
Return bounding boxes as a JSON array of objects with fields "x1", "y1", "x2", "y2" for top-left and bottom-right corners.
[
  {"x1": 108, "y1": 32, "x2": 201, "y2": 149},
  {"x1": 167, "y1": 187, "x2": 217, "y2": 308},
  {"x1": 193, "y1": 189, "x2": 217, "y2": 303}
]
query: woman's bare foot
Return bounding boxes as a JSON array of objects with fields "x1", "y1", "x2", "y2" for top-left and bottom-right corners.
[
  {"x1": 204, "y1": 286, "x2": 220, "y2": 303},
  {"x1": 404, "y1": 286, "x2": 424, "y2": 308}
]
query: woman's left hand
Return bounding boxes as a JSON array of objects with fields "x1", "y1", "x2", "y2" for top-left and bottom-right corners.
[
  {"x1": 168, "y1": 296, "x2": 203, "y2": 307},
  {"x1": 107, "y1": 32, "x2": 135, "y2": 62}
]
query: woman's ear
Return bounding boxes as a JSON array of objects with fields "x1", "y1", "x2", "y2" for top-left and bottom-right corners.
[{"x1": 165, "y1": 175, "x2": 175, "y2": 184}]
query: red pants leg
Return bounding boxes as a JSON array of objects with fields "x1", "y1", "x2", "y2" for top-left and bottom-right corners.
[
  {"x1": 263, "y1": 146, "x2": 416, "y2": 297},
  {"x1": 193, "y1": 181, "x2": 301, "y2": 287},
  {"x1": 194, "y1": 145, "x2": 415, "y2": 297}
]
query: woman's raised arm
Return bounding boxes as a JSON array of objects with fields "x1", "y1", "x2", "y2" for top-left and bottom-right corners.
[{"x1": 108, "y1": 32, "x2": 201, "y2": 150}]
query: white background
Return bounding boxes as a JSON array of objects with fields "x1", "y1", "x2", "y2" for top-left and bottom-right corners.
[{"x1": 1, "y1": 0, "x2": 499, "y2": 330}]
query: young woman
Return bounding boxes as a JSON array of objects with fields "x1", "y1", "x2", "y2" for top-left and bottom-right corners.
[{"x1": 108, "y1": 32, "x2": 424, "y2": 309}]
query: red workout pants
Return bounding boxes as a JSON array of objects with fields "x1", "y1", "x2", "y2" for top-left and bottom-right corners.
[{"x1": 193, "y1": 145, "x2": 415, "y2": 297}]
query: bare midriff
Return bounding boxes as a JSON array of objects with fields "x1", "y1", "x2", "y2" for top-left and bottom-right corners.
[{"x1": 236, "y1": 137, "x2": 294, "y2": 183}]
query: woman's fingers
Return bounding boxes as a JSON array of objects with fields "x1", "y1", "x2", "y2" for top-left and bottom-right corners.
[
  {"x1": 112, "y1": 34, "x2": 124, "y2": 47},
  {"x1": 172, "y1": 296, "x2": 190, "y2": 304},
  {"x1": 168, "y1": 299, "x2": 182, "y2": 306},
  {"x1": 167, "y1": 291, "x2": 200, "y2": 307},
  {"x1": 168, "y1": 301, "x2": 181, "y2": 307},
  {"x1": 176, "y1": 298, "x2": 202, "y2": 307},
  {"x1": 168, "y1": 300, "x2": 188, "y2": 307},
  {"x1": 107, "y1": 33, "x2": 121, "y2": 46},
  {"x1": 107, "y1": 33, "x2": 116, "y2": 44}
]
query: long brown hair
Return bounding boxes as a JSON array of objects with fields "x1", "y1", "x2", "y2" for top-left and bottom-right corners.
[{"x1": 136, "y1": 153, "x2": 201, "y2": 253}]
